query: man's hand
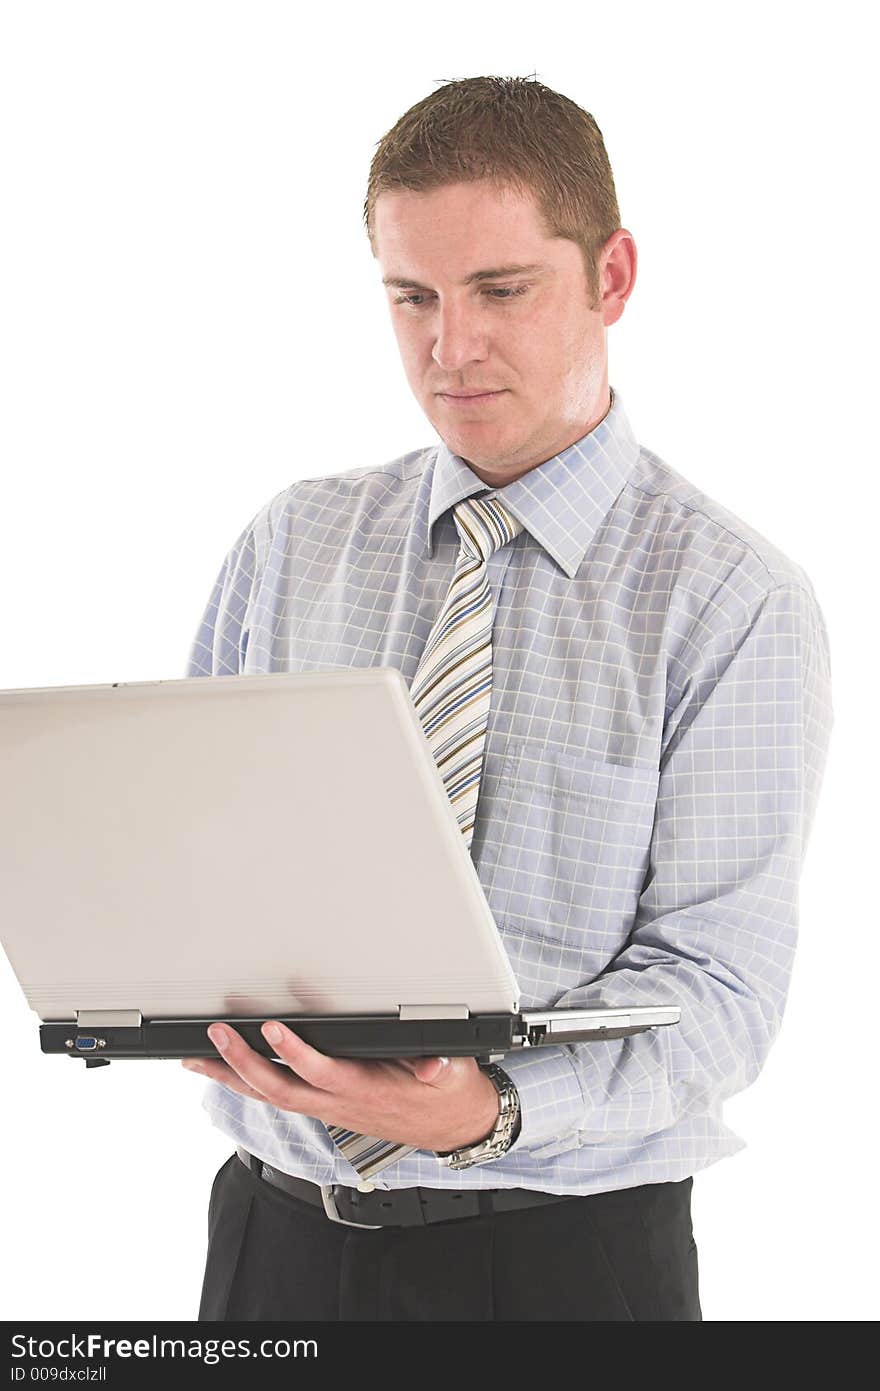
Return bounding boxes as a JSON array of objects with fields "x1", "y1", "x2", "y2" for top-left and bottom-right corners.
[{"x1": 180, "y1": 1020, "x2": 501, "y2": 1152}]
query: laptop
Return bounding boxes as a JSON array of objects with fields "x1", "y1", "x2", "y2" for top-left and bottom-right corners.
[{"x1": 0, "y1": 667, "x2": 679, "y2": 1068}]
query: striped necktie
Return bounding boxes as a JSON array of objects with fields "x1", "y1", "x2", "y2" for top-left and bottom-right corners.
[{"x1": 326, "y1": 491, "x2": 524, "y2": 1186}]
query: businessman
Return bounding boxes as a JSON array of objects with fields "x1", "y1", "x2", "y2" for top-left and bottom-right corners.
[{"x1": 184, "y1": 75, "x2": 833, "y2": 1321}]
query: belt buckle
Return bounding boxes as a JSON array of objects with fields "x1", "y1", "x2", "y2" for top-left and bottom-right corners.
[{"x1": 320, "y1": 1184, "x2": 382, "y2": 1230}]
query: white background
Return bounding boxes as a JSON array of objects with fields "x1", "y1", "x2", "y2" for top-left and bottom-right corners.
[{"x1": 1, "y1": 1, "x2": 875, "y2": 1323}]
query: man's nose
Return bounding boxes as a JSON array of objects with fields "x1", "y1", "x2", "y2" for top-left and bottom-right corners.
[{"x1": 431, "y1": 302, "x2": 488, "y2": 371}]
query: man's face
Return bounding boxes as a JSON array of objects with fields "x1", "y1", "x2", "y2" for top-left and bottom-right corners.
[{"x1": 374, "y1": 179, "x2": 612, "y2": 485}]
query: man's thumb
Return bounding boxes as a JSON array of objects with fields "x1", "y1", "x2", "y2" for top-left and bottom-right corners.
[{"x1": 415, "y1": 1056, "x2": 451, "y2": 1085}]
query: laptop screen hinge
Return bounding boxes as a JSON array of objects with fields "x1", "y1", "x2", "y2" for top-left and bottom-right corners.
[
  {"x1": 76, "y1": 1010, "x2": 143, "y2": 1028},
  {"x1": 398, "y1": 1004, "x2": 469, "y2": 1021}
]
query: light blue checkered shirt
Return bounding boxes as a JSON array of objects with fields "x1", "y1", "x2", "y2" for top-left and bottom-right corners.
[{"x1": 187, "y1": 386, "x2": 833, "y2": 1195}]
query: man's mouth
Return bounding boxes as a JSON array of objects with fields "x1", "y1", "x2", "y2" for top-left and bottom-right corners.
[{"x1": 437, "y1": 389, "x2": 506, "y2": 403}]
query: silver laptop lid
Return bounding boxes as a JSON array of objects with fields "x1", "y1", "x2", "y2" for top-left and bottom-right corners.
[{"x1": 0, "y1": 669, "x2": 520, "y2": 1021}]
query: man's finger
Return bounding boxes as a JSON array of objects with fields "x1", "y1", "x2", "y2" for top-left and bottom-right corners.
[
  {"x1": 181, "y1": 1056, "x2": 270, "y2": 1103},
  {"x1": 409, "y1": 1056, "x2": 452, "y2": 1084},
  {"x1": 204, "y1": 1023, "x2": 328, "y2": 1110},
  {"x1": 260, "y1": 1021, "x2": 358, "y2": 1092}
]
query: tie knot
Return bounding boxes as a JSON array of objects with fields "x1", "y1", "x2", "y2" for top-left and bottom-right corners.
[{"x1": 452, "y1": 493, "x2": 524, "y2": 562}]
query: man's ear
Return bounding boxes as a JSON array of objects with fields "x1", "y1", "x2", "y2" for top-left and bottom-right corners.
[{"x1": 598, "y1": 228, "x2": 637, "y2": 327}]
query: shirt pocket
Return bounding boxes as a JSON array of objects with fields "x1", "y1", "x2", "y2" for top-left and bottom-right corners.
[{"x1": 488, "y1": 740, "x2": 660, "y2": 970}]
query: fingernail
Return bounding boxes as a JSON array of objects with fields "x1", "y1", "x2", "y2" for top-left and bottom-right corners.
[
  {"x1": 263, "y1": 1022, "x2": 283, "y2": 1043},
  {"x1": 208, "y1": 1025, "x2": 229, "y2": 1049},
  {"x1": 182, "y1": 1060, "x2": 203, "y2": 1072},
  {"x1": 437, "y1": 1056, "x2": 450, "y2": 1068}
]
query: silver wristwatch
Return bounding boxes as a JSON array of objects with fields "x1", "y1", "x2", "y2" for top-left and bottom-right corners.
[{"x1": 436, "y1": 1063, "x2": 521, "y2": 1170}]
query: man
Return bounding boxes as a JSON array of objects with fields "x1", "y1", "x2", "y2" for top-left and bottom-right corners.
[{"x1": 184, "y1": 76, "x2": 833, "y2": 1322}]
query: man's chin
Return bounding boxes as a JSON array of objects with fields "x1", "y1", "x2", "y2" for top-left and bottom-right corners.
[{"x1": 433, "y1": 422, "x2": 517, "y2": 470}]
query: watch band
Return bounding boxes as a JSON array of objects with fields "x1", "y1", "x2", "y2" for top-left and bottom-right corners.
[{"x1": 435, "y1": 1063, "x2": 521, "y2": 1170}]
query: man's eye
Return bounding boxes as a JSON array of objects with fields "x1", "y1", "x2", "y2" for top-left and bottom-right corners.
[
  {"x1": 485, "y1": 286, "x2": 529, "y2": 299},
  {"x1": 393, "y1": 286, "x2": 529, "y2": 307}
]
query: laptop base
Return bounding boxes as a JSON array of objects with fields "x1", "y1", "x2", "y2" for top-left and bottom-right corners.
[{"x1": 39, "y1": 1011, "x2": 660, "y2": 1065}]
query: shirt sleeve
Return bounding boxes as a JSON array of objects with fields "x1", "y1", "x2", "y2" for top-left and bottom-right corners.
[
  {"x1": 186, "y1": 520, "x2": 260, "y2": 678},
  {"x1": 501, "y1": 580, "x2": 834, "y2": 1156}
]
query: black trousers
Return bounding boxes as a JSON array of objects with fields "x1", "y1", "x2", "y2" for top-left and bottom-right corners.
[{"x1": 198, "y1": 1154, "x2": 701, "y2": 1321}]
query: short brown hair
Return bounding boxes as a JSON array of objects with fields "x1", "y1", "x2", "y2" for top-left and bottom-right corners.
[{"x1": 364, "y1": 76, "x2": 621, "y2": 308}]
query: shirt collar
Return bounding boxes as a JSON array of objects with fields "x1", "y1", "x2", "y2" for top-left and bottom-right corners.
[{"x1": 425, "y1": 386, "x2": 641, "y2": 579}]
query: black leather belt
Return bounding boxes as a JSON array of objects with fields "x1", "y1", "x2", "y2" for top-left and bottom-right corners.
[{"x1": 235, "y1": 1147, "x2": 576, "y2": 1229}]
